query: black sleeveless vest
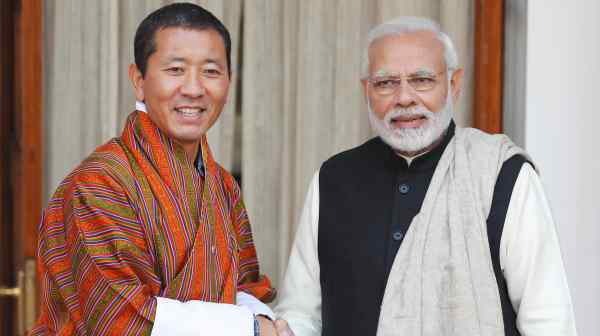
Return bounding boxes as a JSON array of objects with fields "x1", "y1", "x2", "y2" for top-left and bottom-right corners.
[{"x1": 318, "y1": 124, "x2": 525, "y2": 336}]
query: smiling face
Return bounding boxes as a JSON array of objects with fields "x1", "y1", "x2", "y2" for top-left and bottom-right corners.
[
  {"x1": 361, "y1": 30, "x2": 463, "y2": 155},
  {"x1": 129, "y1": 27, "x2": 230, "y2": 158}
]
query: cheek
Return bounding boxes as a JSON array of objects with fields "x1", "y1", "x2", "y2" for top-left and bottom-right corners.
[
  {"x1": 144, "y1": 80, "x2": 181, "y2": 124},
  {"x1": 206, "y1": 80, "x2": 230, "y2": 106},
  {"x1": 421, "y1": 90, "x2": 447, "y2": 112},
  {"x1": 369, "y1": 95, "x2": 393, "y2": 119},
  {"x1": 146, "y1": 76, "x2": 180, "y2": 102}
]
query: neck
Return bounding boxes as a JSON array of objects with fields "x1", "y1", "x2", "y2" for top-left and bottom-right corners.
[{"x1": 181, "y1": 142, "x2": 200, "y2": 164}]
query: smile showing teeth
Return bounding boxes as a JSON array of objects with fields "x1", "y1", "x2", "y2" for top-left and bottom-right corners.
[{"x1": 175, "y1": 107, "x2": 205, "y2": 117}]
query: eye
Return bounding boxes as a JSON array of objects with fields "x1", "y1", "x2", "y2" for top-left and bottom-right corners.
[
  {"x1": 408, "y1": 77, "x2": 435, "y2": 86},
  {"x1": 202, "y1": 67, "x2": 224, "y2": 78},
  {"x1": 164, "y1": 67, "x2": 184, "y2": 75},
  {"x1": 373, "y1": 78, "x2": 400, "y2": 89}
]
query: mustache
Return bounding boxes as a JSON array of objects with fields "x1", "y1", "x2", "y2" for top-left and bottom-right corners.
[{"x1": 384, "y1": 106, "x2": 434, "y2": 123}]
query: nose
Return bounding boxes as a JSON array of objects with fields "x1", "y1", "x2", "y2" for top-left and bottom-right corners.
[
  {"x1": 180, "y1": 71, "x2": 206, "y2": 98},
  {"x1": 393, "y1": 80, "x2": 417, "y2": 108}
]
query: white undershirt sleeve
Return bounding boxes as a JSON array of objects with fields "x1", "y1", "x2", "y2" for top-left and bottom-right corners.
[
  {"x1": 236, "y1": 291, "x2": 275, "y2": 320},
  {"x1": 150, "y1": 271, "x2": 273, "y2": 335},
  {"x1": 500, "y1": 163, "x2": 577, "y2": 336},
  {"x1": 136, "y1": 100, "x2": 147, "y2": 112},
  {"x1": 151, "y1": 296, "x2": 254, "y2": 336},
  {"x1": 275, "y1": 171, "x2": 322, "y2": 336}
]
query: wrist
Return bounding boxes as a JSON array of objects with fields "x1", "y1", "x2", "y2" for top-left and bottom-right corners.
[
  {"x1": 256, "y1": 315, "x2": 276, "y2": 336},
  {"x1": 254, "y1": 315, "x2": 260, "y2": 336}
]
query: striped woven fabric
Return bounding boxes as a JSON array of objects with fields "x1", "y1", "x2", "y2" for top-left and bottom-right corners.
[{"x1": 30, "y1": 111, "x2": 275, "y2": 335}]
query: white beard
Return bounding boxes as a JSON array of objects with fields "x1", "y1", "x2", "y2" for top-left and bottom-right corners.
[{"x1": 368, "y1": 93, "x2": 454, "y2": 155}]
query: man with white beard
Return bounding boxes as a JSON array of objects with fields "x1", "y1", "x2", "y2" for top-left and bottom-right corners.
[{"x1": 274, "y1": 17, "x2": 577, "y2": 336}]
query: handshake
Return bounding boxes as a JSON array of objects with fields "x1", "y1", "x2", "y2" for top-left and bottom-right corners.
[{"x1": 257, "y1": 317, "x2": 294, "y2": 336}]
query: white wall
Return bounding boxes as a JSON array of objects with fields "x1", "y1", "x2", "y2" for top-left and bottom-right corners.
[{"x1": 506, "y1": 1, "x2": 600, "y2": 335}]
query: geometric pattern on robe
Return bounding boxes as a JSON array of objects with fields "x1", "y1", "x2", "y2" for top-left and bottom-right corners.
[{"x1": 30, "y1": 111, "x2": 275, "y2": 335}]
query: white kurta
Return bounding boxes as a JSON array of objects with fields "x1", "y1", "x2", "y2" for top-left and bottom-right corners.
[{"x1": 275, "y1": 164, "x2": 577, "y2": 336}]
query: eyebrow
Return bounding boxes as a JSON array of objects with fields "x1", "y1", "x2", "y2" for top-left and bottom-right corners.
[
  {"x1": 160, "y1": 57, "x2": 224, "y2": 67},
  {"x1": 374, "y1": 69, "x2": 392, "y2": 77},
  {"x1": 203, "y1": 58, "x2": 222, "y2": 66},
  {"x1": 411, "y1": 69, "x2": 436, "y2": 77},
  {"x1": 372, "y1": 68, "x2": 437, "y2": 78},
  {"x1": 161, "y1": 56, "x2": 186, "y2": 65}
]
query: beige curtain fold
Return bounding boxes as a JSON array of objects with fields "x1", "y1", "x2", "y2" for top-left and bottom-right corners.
[
  {"x1": 44, "y1": 0, "x2": 121, "y2": 196},
  {"x1": 44, "y1": 0, "x2": 473, "y2": 288}
]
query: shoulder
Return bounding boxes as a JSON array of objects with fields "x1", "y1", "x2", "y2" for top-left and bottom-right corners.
[
  {"x1": 499, "y1": 155, "x2": 532, "y2": 180},
  {"x1": 53, "y1": 139, "x2": 133, "y2": 200},
  {"x1": 216, "y1": 164, "x2": 241, "y2": 196},
  {"x1": 455, "y1": 127, "x2": 517, "y2": 152},
  {"x1": 455, "y1": 127, "x2": 530, "y2": 171}
]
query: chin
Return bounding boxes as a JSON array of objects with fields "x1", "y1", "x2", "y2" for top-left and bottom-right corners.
[
  {"x1": 168, "y1": 126, "x2": 205, "y2": 142},
  {"x1": 179, "y1": 132, "x2": 206, "y2": 142}
]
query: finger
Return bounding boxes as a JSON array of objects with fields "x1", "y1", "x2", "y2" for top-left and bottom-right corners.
[{"x1": 274, "y1": 319, "x2": 294, "y2": 336}]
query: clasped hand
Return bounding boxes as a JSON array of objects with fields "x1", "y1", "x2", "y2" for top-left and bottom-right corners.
[{"x1": 257, "y1": 316, "x2": 295, "y2": 336}]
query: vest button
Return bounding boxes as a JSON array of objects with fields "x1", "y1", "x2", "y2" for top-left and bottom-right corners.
[
  {"x1": 393, "y1": 231, "x2": 404, "y2": 241},
  {"x1": 399, "y1": 183, "x2": 410, "y2": 194}
]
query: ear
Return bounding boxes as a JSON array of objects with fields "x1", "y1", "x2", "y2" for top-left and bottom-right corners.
[
  {"x1": 128, "y1": 64, "x2": 145, "y2": 101},
  {"x1": 449, "y1": 68, "x2": 464, "y2": 102},
  {"x1": 360, "y1": 78, "x2": 369, "y2": 101}
]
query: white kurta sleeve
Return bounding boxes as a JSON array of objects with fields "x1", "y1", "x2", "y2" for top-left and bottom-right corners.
[
  {"x1": 151, "y1": 296, "x2": 254, "y2": 336},
  {"x1": 500, "y1": 163, "x2": 577, "y2": 336},
  {"x1": 275, "y1": 171, "x2": 322, "y2": 336}
]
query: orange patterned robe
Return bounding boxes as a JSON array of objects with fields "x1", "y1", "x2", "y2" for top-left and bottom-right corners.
[{"x1": 31, "y1": 111, "x2": 274, "y2": 335}]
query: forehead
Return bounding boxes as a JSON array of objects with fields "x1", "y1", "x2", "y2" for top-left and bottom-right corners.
[
  {"x1": 368, "y1": 31, "x2": 445, "y2": 74},
  {"x1": 152, "y1": 27, "x2": 226, "y2": 61}
]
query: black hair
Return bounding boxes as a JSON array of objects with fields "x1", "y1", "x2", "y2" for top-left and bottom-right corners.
[{"x1": 134, "y1": 2, "x2": 231, "y2": 77}]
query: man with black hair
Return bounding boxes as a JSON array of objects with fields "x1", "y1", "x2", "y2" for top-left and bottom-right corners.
[{"x1": 32, "y1": 3, "x2": 277, "y2": 335}]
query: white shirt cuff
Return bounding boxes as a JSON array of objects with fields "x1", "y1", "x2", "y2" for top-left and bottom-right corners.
[
  {"x1": 151, "y1": 296, "x2": 254, "y2": 336},
  {"x1": 136, "y1": 100, "x2": 147, "y2": 112},
  {"x1": 237, "y1": 291, "x2": 275, "y2": 320}
]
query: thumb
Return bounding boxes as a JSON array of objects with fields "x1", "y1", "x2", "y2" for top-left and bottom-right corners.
[{"x1": 274, "y1": 319, "x2": 295, "y2": 336}]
